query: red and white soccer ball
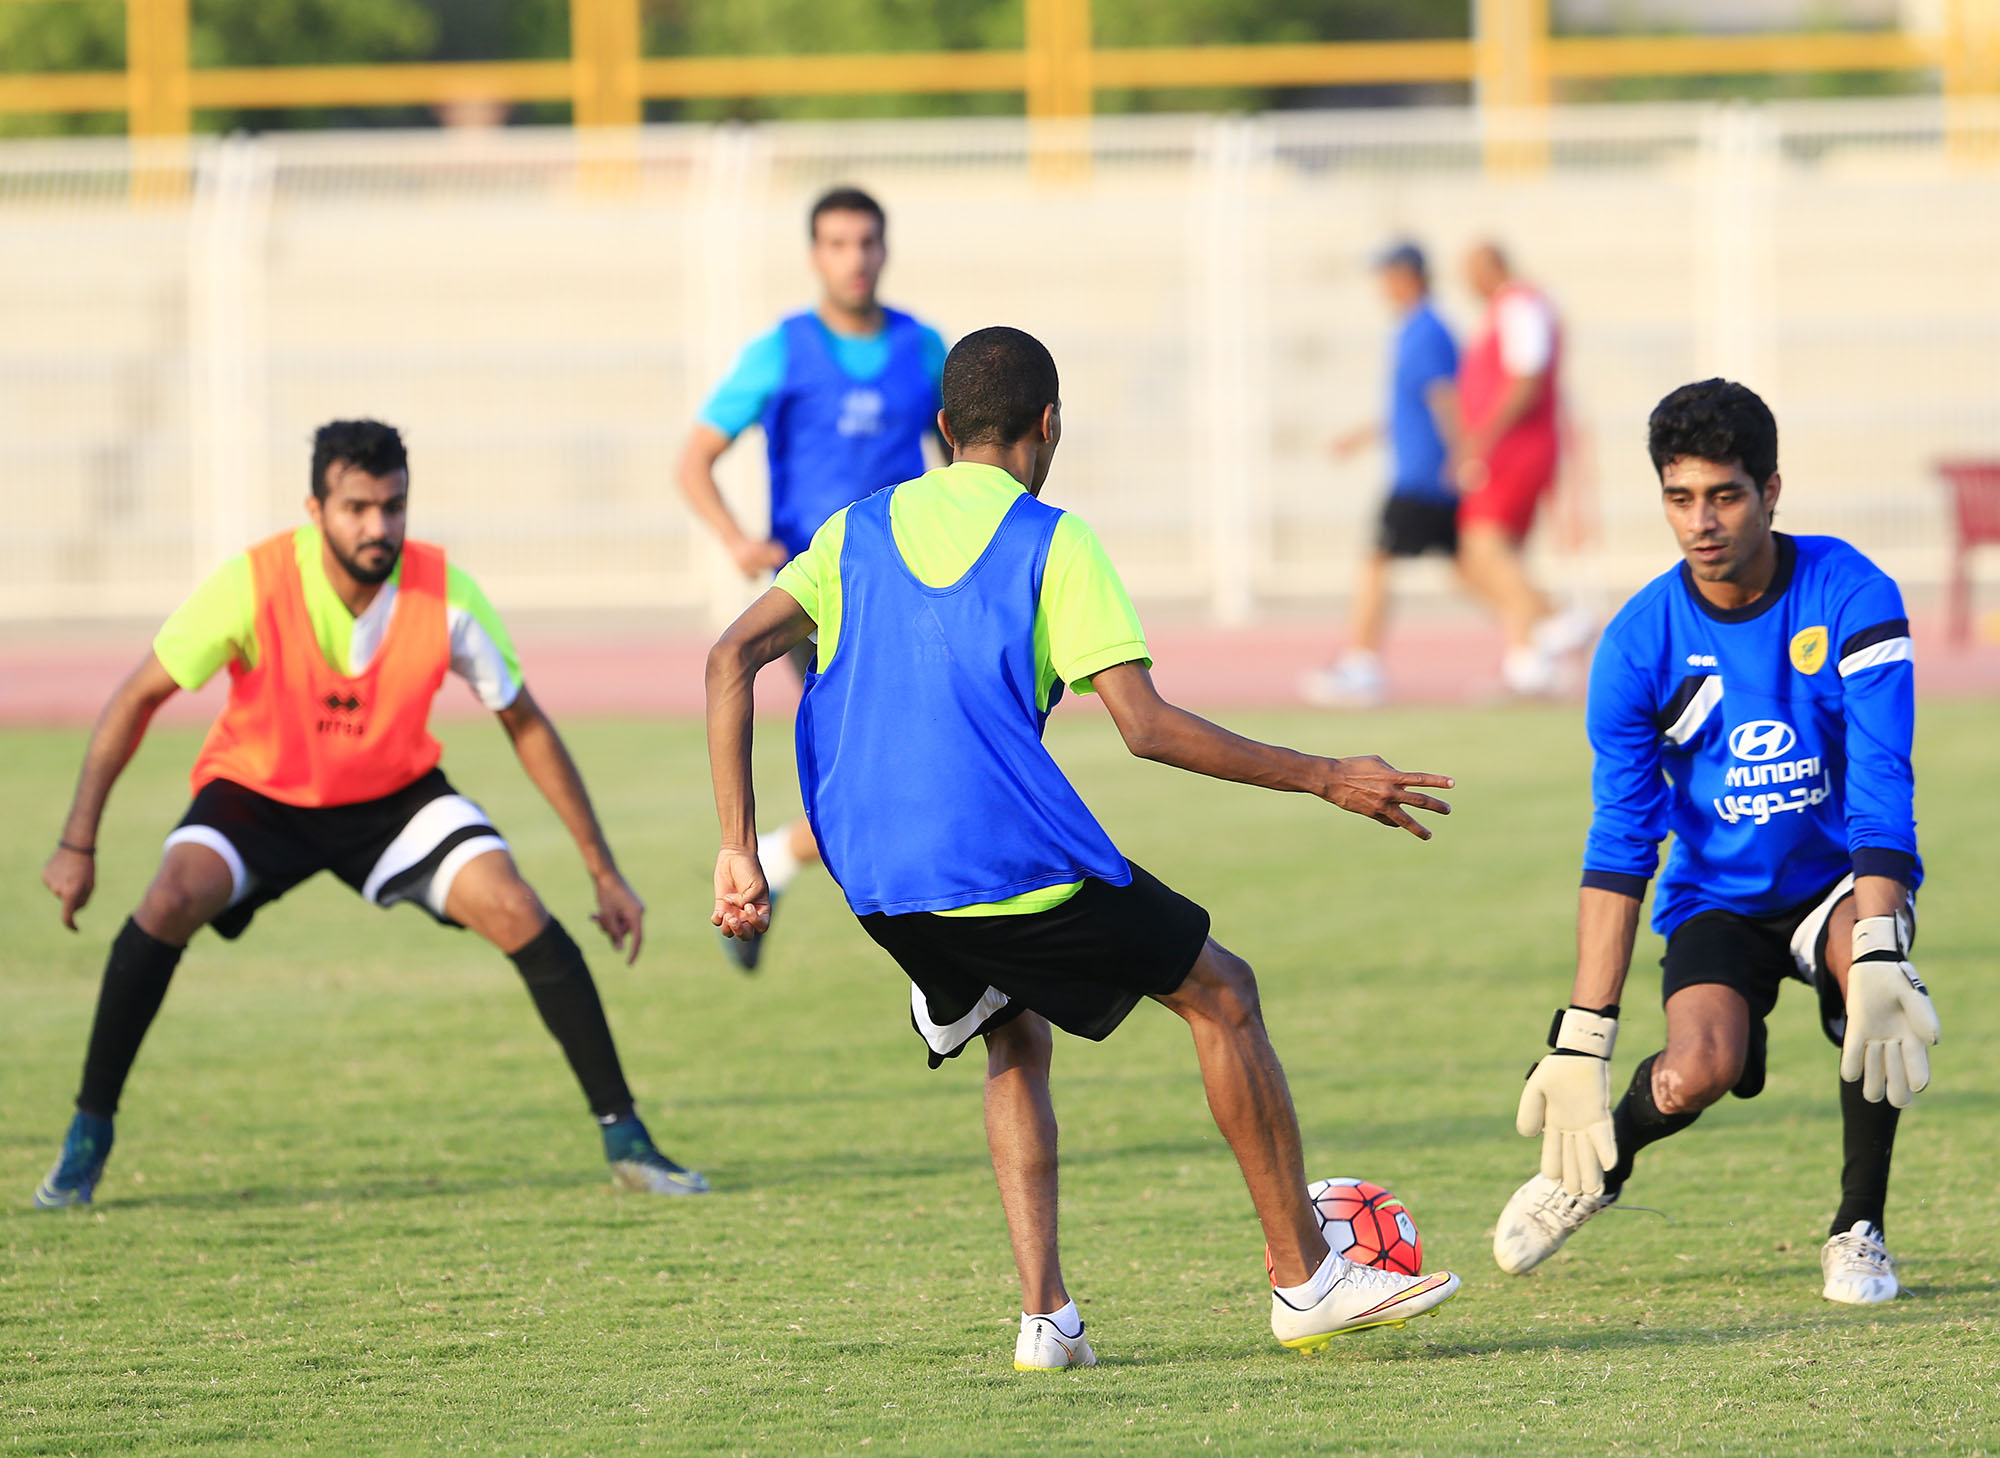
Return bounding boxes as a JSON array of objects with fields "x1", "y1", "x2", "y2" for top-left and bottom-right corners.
[{"x1": 1266, "y1": 1177, "x2": 1424, "y2": 1279}]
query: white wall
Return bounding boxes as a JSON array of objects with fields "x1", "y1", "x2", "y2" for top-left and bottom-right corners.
[{"x1": 1, "y1": 98, "x2": 1995, "y2": 626}]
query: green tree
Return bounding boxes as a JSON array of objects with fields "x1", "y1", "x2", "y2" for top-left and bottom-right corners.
[{"x1": 0, "y1": 0, "x2": 436, "y2": 136}]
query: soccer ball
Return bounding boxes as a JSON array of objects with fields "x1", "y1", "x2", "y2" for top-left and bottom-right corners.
[{"x1": 1266, "y1": 1177, "x2": 1424, "y2": 1279}]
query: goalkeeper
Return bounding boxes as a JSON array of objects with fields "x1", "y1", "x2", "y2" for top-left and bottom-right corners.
[{"x1": 1495, "y1": 379, "x2": 1937, "y2": 1305}]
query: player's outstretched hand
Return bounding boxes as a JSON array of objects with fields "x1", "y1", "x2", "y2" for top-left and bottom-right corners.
[
  {"x1": 1320, "y1": 756, "x2": 1453, "y2": 839},
  {"x1": 1516, "y1": 1007, "x2": 1620, "y2": 1196},
  {"x1": 712, "y1": 847, "x2": 771, "y2": 943},
  {"x1": 590, "y1": 869, "x2": 646, "y2": 965},
  {"x1": 43, "y1": 844, "x2": 95, "y2": 931},
  {"x1": 1842, "y1": 915, "x2": 1941, "y2": 1107}
]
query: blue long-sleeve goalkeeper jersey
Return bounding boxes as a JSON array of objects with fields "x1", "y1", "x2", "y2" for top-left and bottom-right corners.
[{"x1": 1581, "y1": 532, "x2": 1920, "y2": 937}]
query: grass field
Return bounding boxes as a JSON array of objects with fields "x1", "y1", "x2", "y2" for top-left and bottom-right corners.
[{"x1": 3, "y1": 702, "x2": 1996, "y2": 1456}]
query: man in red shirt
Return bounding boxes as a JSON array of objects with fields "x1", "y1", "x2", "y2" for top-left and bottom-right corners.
[{"x1": 1454, "y1": 243, "x2": 1591, "y2": 694}]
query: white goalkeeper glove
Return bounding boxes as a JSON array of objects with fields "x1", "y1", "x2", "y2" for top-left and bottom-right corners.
[
  {"x1": 1842, "y1": 914, "x2": 1940, "y2": 1108},
  {"x1": 1516, "y1": 1006, "x2": 1619, "y2": 1197}
]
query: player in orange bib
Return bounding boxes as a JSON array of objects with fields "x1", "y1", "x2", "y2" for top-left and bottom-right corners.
[{"x1": 33, "y1": 420, "x2": 706, "y2": 1207}]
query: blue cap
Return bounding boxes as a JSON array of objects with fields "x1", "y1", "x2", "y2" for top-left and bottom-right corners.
[{"x1": 1374, "y1": 241, "x2": 1427, "y2": 274}]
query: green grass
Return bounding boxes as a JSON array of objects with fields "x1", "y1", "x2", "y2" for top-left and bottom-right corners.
[{"x1": 3, "y1": 703, "x2": 1996, "y2": 1455}]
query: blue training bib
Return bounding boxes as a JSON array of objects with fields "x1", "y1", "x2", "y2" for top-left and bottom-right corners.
[
  {"x1": 795, "y1": 486, "x2": 1132, "y2": 917},
  {"x1": 761, "y1": 309, "x2": 938, "y2": 558}
]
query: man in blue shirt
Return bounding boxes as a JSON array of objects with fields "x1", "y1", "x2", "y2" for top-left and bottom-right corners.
[
  {"x1": 704, "y1": 327, "x2": 1462, "y2": 1367},
  {"x1": 676, "y1": 186, "x2": 946, "y2": 969},
  {"x1": 1494, "y1": 379, "x2": 1940, "y2": 1305},
  {"x1": 1302, "y1": 243, "x2": 1461, "y2": 708}
]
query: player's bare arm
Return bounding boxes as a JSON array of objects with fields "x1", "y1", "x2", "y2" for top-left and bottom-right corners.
[
  {"x1": 703, "y1": 586, "x2": 817, "y2": 939},
  {"x1": 1457, "y1": 370, "x2": 1545, "y2": 489},
  {"x1": 1425, "y1": 378, "x2": 1462, "y2": 465},
  {"x1": 676, "y1": 422, "x2": 788, "y2": 578},
  {"x1": 1570, "y1": 885, "x2": 1642, "y2": 1011},
  {"x1": 42, "y1": 652, "x2": 182, "y2": 931},
  {"x1": 1091, "y1": 661, "x2": 1453, "y2": 839},
  {"x1": 495, "y1": 685, "x2": 645, "y2": 964}
]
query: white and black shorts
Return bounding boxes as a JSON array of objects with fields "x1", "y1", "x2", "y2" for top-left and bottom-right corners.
[
  {"x1": 1660, "y1": 873, "x2": 1916, "y2": 1047},
  {"x1": 166, "y1": 769, "x2": 509, "y2": 940}
]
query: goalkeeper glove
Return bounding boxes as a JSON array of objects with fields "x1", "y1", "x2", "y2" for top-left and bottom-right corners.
[
  {"x1": 1516, "y1": 1006, "x2": 1619, "y2": 1197},
  {"x1": 1842, "y1": 914, "x2": 1940, "y2": 1108}
]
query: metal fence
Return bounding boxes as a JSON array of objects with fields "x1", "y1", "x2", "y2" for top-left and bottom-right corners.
[{"x1": 2, "y1": 97, "x2": 1997, "y2": 627}]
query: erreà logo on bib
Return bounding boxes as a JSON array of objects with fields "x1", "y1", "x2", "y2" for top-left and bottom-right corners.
[{"x1": 1790, "y1": 625, "x2": 1828, "y2": 675}]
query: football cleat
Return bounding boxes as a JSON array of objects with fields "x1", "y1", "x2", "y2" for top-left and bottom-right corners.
[
  {"x1": 1493, "y1": 1172, "x2": 1617, "y2": 1274},
  {"x1": 1821, "y1": 1221, "x2": 1900, "y2": 1305},
  {"x1": 33, "y1": 1111, "x2": 114, "y2": 1210},
  {"x1": 1270, "y1": 1260, "x2": 1460, "y2": 1353},
  {"x1": 601, "y1": 1114, "x2": 709, "y2": 1196},
  {"x1": 1532, "y1": 605, "x2": 1598, "y2": 659},
  {"x1": 717, "y1": 888, "x2": 779, "y2": 973},
  {"x1": 1014, "y1": 1314, "x2": 1097, "y2": 1371},
  {"x1": 1299, "y1": 655, "x2": 1386, "y2": 709}
]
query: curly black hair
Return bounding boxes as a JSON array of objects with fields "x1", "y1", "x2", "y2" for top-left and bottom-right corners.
[
  {"x1": 941, "y1": 327, "x2": 1059, "y2": 449},
  {"x1": 1647, "y1": 379, "x2": 1777, "y2": 489},
  {"x1": 311, "y1": 419, "x2": 407, "y2": 500}
]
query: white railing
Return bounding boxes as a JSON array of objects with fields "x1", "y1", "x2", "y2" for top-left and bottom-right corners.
[{"x1": 1, "y1": 98, "x2": 1995, "y2": 626}]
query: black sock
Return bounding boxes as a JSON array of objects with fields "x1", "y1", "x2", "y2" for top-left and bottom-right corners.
[
  {"x1": 76, "y1": 918, "x2": 185, "y2": 1118},
  {"x1": 1604, "y1": 1053, "x2": 1701, "y2": 1194},
  {"x1": 508, "y1": 918, "x2": 634, "y2": 1121},
  {"x1": 1831, "y1": 1073, "x2": 1899, "y2": 1238}
]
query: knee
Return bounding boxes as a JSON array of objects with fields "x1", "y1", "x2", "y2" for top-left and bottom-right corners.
[
  {"x1": 1192, "y1": 948, "x2": 1263, "y2": 1032},
  {"x1": 1654, "y1": 1045, "x2": 1739, "y2": 1114},
  {"x1": 137, "y1": 873, "x2": 214, "y2": 943},
  {"x1": 986, "y1": 1012, "x2": 1053, "y2": 1076},
  {"x1": 476, "y1": 878, "x2": 548, "y2": 951}
]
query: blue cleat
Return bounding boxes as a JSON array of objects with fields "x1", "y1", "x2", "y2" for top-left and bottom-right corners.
[
  {"x1": 601, "y1": 1112, "x2": 709, "y2": 1196},
  {"x1": 34, "y1": 1111, "x2": 114, "y2": 1209}
]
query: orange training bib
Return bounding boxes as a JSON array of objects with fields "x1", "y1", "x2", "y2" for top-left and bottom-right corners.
[{"x1": 189, "y1": 531, "x2": 449, "y2": 807}]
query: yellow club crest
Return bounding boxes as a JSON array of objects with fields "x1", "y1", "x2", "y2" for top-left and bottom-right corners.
[{"x1": 1790, "y1": 625, "x2": 1828, "y2": 675}]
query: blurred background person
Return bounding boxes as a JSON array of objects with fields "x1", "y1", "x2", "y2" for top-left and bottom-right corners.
[
  {"x1": 1454, "y1": 242, "x2": 1593, "y2": 696},
  {"x1": 1302, "y1": 241, "x2": 1461, "y2": 709},
  {"x1": 675, "y1": 186, "x2": 947, "y2": 970}
]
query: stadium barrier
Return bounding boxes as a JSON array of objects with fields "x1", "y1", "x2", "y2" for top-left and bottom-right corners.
[{"x1": 1, "y1": 96, "x2": 1996, "y2": 628}]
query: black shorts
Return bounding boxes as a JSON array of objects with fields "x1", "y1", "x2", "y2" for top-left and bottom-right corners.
[
  {"x1": 1377, "y1": 494, "x2": 1459, "y2": 558},
  {"x1": 1660, "y1": 873, "x2": 1914, "y2": 1048},
  {"x1": 857, "y1": 863, "x2": 1212, "y2": 1068},
  {"x1": 167, "y1": 768, "x2": 509, "y2": 940}
]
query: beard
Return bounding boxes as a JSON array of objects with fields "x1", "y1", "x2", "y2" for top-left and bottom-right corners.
[{"x1": 334, "y1": 537, "x2": 401, "y2": 586}]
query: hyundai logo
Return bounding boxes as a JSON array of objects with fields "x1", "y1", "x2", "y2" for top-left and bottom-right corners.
[{"x1": 1728, "y1": 720, "x2": 1797, "y2": 761}]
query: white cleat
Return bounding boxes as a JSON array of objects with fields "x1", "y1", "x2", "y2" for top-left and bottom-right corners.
[
  {"x1": 1014, "y1": 1315, "x2": 1097, "y2": 1371},
  {"x1": 1533, "y1": 604, "x2": 1598, "y2": 659},
  {"x1": 1270, "y1": 1261, "x2": 1461, "y2": 1354},
  {"x1": 1821, "y1": 1221, "x2": 1900, "y2": 1305},
  {"x1": 1299, "y1": 655, "x2": 1387, "y2": 709},
  {"x1": 1493, "y1": 1173, "x2": 1616, "y2": 1275}
]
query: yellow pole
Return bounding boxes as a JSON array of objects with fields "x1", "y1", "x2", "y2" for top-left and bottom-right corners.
[
  {"x1": 1943, "y1": 0, "x2": 2000, "y2": 98},
  {"x1": 126, "y1": 0, "x2": 191, "y2": 137},
  {"x1": 570, "y1": 0, "x2": 642, "y2": 127},
  {"x1": 1025, "y1": 0, "x2": 1093, "y2": 119},
  {"x1": 1475, "y1": 0, "x2": 1550, "y2": 171},
  {"x1": 1942, "y1": 0, "x2": 2000, "y2": 164}
]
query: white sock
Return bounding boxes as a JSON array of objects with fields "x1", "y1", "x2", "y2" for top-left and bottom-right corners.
[
  {"x1": 1023, "y1": 1299, "x2": 1082, "y2": 1339},
  {"x1": 1273, "y1": 1247, "x2": 1345, "y2": 1309},
  {"x1": 757, "y1": 830, "x2": 802, "y2": 895}
]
